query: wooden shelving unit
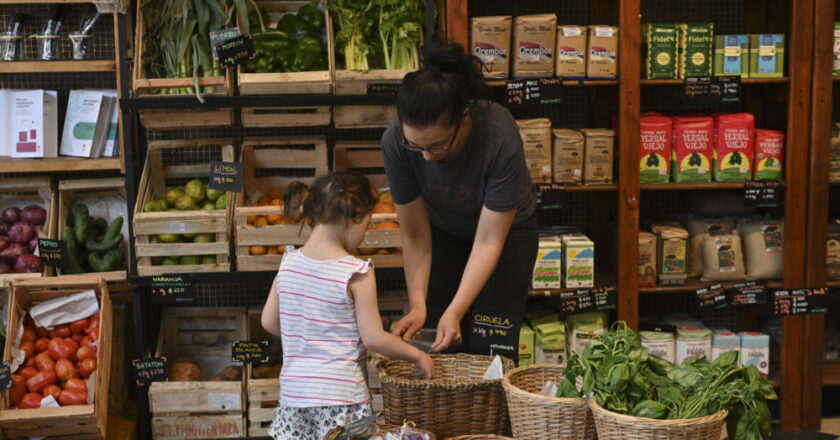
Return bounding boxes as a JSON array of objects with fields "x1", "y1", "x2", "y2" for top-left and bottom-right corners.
[
  {"x1": 640, "y1": 77, "x2": 789, "y2": 85},
  {"x1": 529, "y1": 273, "x2": 617, "y2": 297},
  {"x1": 0, "y1": 157, "x2": 122, "y2": 173},
  {"x1": 0, "y1": 60, "x2": 117, "y2": 73},
  {"x1": 639, "y1": 279, "x2": 783, "y2": 294},
  {"x1": 486, "y1": 79, "x2": 617, "y2": 87}
]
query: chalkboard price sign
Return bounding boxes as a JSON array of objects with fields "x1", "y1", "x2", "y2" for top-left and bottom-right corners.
[
  {"x1": 133, "y1": 357, "x2": 168, "y2": 387},
  {"x1": 38, "y1": 238, "x2": 68, "y2": 270},
  {"x1": 367, "y1": 83, "x2": 401, "y2": 96},
  {"x1": 744, "y1": 181, "x2": 781, "y2": 208},
  {"x1": 772, "y1": 288, "x2": 829, "y2": 316},
  {"x1": 536, "y1": 183, "x2": 565, "y2": 210},
  {"x1": 0, "y1": 362, "x2": 11, "y2": 392},
  {"x1": 470, "y1": 310, "x2": 518, "y2": 357},
  {"x1": 506, "y1": 78, "x2": 563, "y2": 107},
  {"x1": 557, "y1": 289, "x2": 595, "y2": 316},
  {"x1": 592, "y1": 285, "x2": 617, "y2": 311},
  {"x1": 683, "y1": 76, "x2": 741, "y2": 105},
  {"x1": 209, "y1": 160, "x2": 244, "y2": 193},
  {"x1": 209, "y1": 27, "x2": 241, "y2": 60},
  {"x1": 150, "y1": 275, "x2": 195, "y2": 304},
  {"x1": 231, "y1": 341, "x2": 270, "y2": 364},
  {"x1": 729, "y1": 281, "x2": 768, "y2": 306},
  {"x1": 216, "y1": 34, "x2": 255, "y2": 68},
  {"x1": 696, "y1": 283, "x2": 727, "y2": 312}
]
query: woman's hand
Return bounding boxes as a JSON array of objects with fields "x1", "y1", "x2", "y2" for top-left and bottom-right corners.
[
  {"x1": 391, "y1": 307, "x2": 426, "y2": 341},
  {"x1": 431, "y1": 310, "x2": 462, "y2": 353}
]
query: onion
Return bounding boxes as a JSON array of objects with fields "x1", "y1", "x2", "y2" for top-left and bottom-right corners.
[
  {"x1": 0, "y1": 243, "x2": 26, "y2": 261},
  {"x1": 0, "y1": 222, "x2": 8, "y2": 236},
  {"x1": 14, "y1": 254, "x2": 43, "y2": 273},
  {"x1": 8, "y1": 222, "x2": 34, "y2": 244},
  {"x1": 0, "y1": 236, "x2": 9, "y2": 253},
  {"x1": 2, "y1": 207, "x2": 19, "y2": 224},
  {"x1": 0, "y1": 260, "x2": 10, "y2": 274},
  {"x1": 20, "y1": 206, "x2": 46, "y2": 226},
  {"x1": 28, "y1": 236, "x2": 39, "y2": 253}
]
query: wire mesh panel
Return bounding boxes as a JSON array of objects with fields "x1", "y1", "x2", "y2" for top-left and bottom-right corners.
[
  {"x1": 468, "y1": 0, "x2": 594, "y2": 24},
  {"x1": 639, "y1": 290, "x2": 741, "y2": 330},
  {"x1": 640, "y1": 0, "x2": 749, "y2": 34},
  {"x1": 0, "y1": 5, "x2": 115, "y2": 61}
]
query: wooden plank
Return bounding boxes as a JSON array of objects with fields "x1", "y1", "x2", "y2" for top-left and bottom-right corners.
[
  {"x1": 151, "y1": 414, "x2": 245, "y2": 439},
  {"x1": 334, "y1": 105, "x2": 397, "y2": 129},
  {"x1": 0, "y1": 157, "x2": 122, "y2": 173},
  {"x1": 617, "y1": 0, "x2": 641, "y2": 330},
  {"x1": 139, "y1": 109, "x2": 235, "y2": 130},
  {"x1": 135, "y1": 242, "x2": 229, "y2": 257},
  {"x1": 0, "y1": 60, "x2": 116, "y2": 73},
  {"x1": 137, "y1": 263, "x2": 229, "y2": 276},
  {"x1": 149, "y1": 382, "x2": 244, "y2": 414},
  {"x1": 241, "y1": 107, "x2": 331, "y2": 128},
  {"x1": 444, "y1": 0, "x2": 468, "y2": 48}
]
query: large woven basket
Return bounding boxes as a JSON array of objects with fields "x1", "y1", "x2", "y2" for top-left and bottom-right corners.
[
  {"x1": 502, "y1": 364, "x2": 595, "y2": 440},
  {"x1": 325, "y1": 423, "x2": 437, "y2": 440},
  {"x1": 444, "y1": 436, "x2": 516, "y2": 439},
  {"x1": 589, "y1": 400, "x2": 728, "y2": 440},
  {"x1": 378, "y1": 354, "x2": 514, "y2": 438}
]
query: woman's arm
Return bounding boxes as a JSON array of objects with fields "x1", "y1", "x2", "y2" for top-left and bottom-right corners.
[
  {"x1": 390, "y1": 196, "x2": 433, "y2": 341},
  {"x1": 261, "y1": 274, "x2": 281, "y2": 337},
  {"x1": 430, "y1": 206, "x2": 516, "y2": 352},
  {"x1": 351, "y1": 268, "x2": 434, "y2": 379}
]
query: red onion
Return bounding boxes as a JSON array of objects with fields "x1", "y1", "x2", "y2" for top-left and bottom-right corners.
[
  {"x1": 20, "y1": 205, "x2": 46, "y2": 226},
  {"x1": 0, "y1": 243, "x2": 26, "y2": 261},
  {"x1": 2, "y1": 207, "x2": 20, "y2": 224},
  {"x1": 0, "y1": 260, "x2": 10, "y2": 274},
  {"x1": 8, "y1": 222, "x2": 34, "y2": 244},
  {"x1": 14, "y1": 254, "x2": 43, "y2": 273},
  {"x1": 0, "y1": 236, "x2": 9, "y2": 253}
]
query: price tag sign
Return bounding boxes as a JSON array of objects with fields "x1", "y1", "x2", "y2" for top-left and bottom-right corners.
[
  {"x1": 506, "y1": 77, "x2": 563, "y2": 107},
  {"x1": 772, "y1": 288, "x2": 828, "y2": 316},
  {"x1": 696, "y1": 283, "x2": 727, "y2": 312},
  {"x1": 133, "y1": 357, "x2": 168, "y2": 387},
  {"x1": 744, "y1": 181, "x2": 781, "y2": 207},
  {"x1": 216, "y1": 34, "x2": 255, "y2": 68},
  {"x1": 536, "y1": 183, "x2": 565, "y2": 210},
  {"x1": 729, "y1": 281, "x2": 768, "y2": 306},
  {"x1": 231, "y1": 341, "x2": 270, "y2": 364},
  {"x1": 335, "y1": 414, "x2": 378, "y2": 440},
  {"x1": 469, "y1": 310, "x2": 519, "y2": 357},
  {"x1": 557, "y1": 289, "x2": 595, "y2": 316},
  {"x1": 0, "y1": 362, "x2": 12, "y2": 392},
  {"x1": 150, "y1": 275, "x2": 194, "y2": 304},
  {"x1": 209, "y1": 27, "x2": 242, "y2": 60},
  {"x1": 367, "y1": 83, "x2": 401, "y2": 96},
  {"x1": 38, "y1": 238, "x2": 68, "y2": 270},
  {"x1": 209, "y1": 161, "x2": 244, "y2": 192},
  {"x1": 717, "y1": 75, "x2": 741, "y2": 103},
  {"x1": 592, "y1": 285, "x2": 617, "y2": 312},
  {"x1": 683, "y1": 76, "x2": 741, "y2": 105}
]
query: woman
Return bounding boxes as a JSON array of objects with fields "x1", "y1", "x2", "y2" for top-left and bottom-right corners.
[{"x1": 383, "y1": 41, "x2": 538, "y2": 359}]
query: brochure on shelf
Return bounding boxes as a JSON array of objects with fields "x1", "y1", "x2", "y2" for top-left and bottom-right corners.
[{"x1": 0, "y1": 89, "x2": 58, "y2": 159}]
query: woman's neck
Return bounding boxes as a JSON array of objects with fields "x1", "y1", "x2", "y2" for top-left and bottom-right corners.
[{"x1": 301, "y1": 223, "x2": 352, "y2": 260}]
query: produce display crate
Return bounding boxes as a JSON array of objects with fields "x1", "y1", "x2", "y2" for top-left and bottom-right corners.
[
  {"x1": 332, "y1": 69, "x2": 410, "y2": 128},
  {"x1": 133, "y1": 139, "x2": 236, "y2": 276},
  {"x1": 244, "y1": 308, "x2": 281, "y2": 437},
  {"x1": 0, "y1": 276, "x2": 113, "y2": 440},
  {"x1": 234, "y1": 137, "x2": 327, "y2": 271},
  {"x1": 0, "y1": 178, "x2": 58, "y2": 287},
  {"x1": 57, "y1": 178, "x2": 129, "y2": 282},
  {"x1": 241, "y1": 107, "x2": 332, "y2": 128},
  {"x1": 132, "y1": 3, "x2": 234, "y2": 130},
  {"x1": 149, "y1": 307, "x2": 247, "y2": 439}
]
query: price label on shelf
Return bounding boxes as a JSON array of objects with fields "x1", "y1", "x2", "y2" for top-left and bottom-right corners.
[
  {"x1": 729, "y1": 281, "x2": 768, "y2": 306},
  {"x1": 38, "y1": 238, "x2": 68, "y2": 270},
  {"x1": 209, "y1": 160, "x2": 244, "y2": 193},
  {"x1": 557, "y1": 288, "x2": 595, "y2": 316},
  {"x1": 683, "y1": 76, "x2": 741, "y2": 105},
  {"x1": 744, "y1": 181, "x2": 781, "y2": 207},
  {"x1": 536, "y1": 183, "x2": 565, "y2": 210},
  {"x1": 150, "y1": 275, "x2": 195, "y2": 304},
  {"x1": 505, "y1": 77, "x2": 563, "y2": 107},
  {"x1": 772, "y1": 287, "x2": 829, "y2": 316},
  {"x1": 696, "y1": 283, "x2": 727, "y2": 312},
  {"x1": 231, "y1": 341, "x2": 270, "y2": 364},
  {"x1": 216, "y1": 34, "x2": 255, "y2": 69},
  {"x1": 592, "y1": 285, "x2": 617, "y2": 312},
  {"x1": 133, "y1": 357, "x2": 168, "y2": 387},
  {"x1": 367, "y1": 83, "x2": 401, "y2": 96}
]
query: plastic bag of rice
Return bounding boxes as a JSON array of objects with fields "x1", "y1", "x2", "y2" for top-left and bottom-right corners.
[
  {"x1": 739, "y1": 218, "x2": 784, "y2": 280},
  {"x1": 700, "y1": 232, "x2": 746, "y2": 281},
  {"x1": 684, "y1": 217, "x2": 734, "y2": 277}
]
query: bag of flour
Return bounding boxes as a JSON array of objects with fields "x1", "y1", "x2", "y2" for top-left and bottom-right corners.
[
  {"x1": 684, "y1": 217, "x2": 734, "y2": 277},
  {"x1": 700, "y1": 232, "x2": 746, "y2": 281},
  {"x1": 739, "y1": 219, "x2": 783, "y2": 280}
]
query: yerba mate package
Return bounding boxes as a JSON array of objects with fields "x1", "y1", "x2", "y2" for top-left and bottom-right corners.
[
  {"x1": 513, "y1": 14, "x2": 557, "y2": 78},
  {"x1": 470, "y1": 16, "x2": 513, "y2": 79}
]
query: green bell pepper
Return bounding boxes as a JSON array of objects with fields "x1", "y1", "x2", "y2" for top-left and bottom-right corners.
[
  {"x1": 290, "y1": 36, "x2": 321, "y2": 72},
  {"x1": 277, "y1": 14, "x2": 310, "y2": 42},
  {"x1": 273, "y1": 48, "x2": 294, "y2": 72},
  {"x1": 297, "y1": 0, "x2": 324, "y2": 32},
  {"x1": 253, "y1": 30, "x2": 291, "y2": 45}
]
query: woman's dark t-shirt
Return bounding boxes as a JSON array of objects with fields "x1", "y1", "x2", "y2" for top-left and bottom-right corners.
[{"x1": 381, "y1": 100, "x2": 537, "y2": 240}]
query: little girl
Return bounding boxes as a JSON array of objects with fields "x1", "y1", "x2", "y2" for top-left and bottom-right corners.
[{"x1": 261, "y1": 171, "x2": 434, "y2": 440}]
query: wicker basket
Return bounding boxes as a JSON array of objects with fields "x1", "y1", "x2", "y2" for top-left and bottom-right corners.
[
  {"x1": 325, "y1": 423, "x2": 437, "y2": 440},
  {"x1": 588, "y1": 400, "x2": 728, "y2": 440},
  {"x1": 444, "y1": 436, "x2": 516, "y2": 439},
  {"x1": 378, "y1": 354, "x2": 514, "y2": 438},
  {"x1": 502, "y1": 364, "x2": 595, "y2": 440}
]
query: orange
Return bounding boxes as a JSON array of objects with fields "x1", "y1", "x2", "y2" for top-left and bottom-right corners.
[
  {"x1": 253, "y1": 217, "x2": 269, "y2": 227},
  {"x1": 277, "y1": 245, "x2": 286, "y2": 253},
  {"x1": 266, "y1": 247, "x2": 279, "y2": 255},
  {"x1": 250, "y1": 246, "x2": 267, "y2": 256},
  {"x1": 267, "y1": 189, "x2": 282, "y2": 199},
  {"x1": 373, "y1": 202, "x2": 395, "y2": 214},
  {"x1": 270, "y1": 198, "x2": 281, "y2": 206},
  {"x1": 375, "y1": 221, "x2": 399, "y2": 230},
  {"x1": 267, "y1": 214, "x2": 284, "y2": 225},
  {"x1": 376, "y1": 249, "x2": 390, "y2": 255},
  {"x1": 257, "y1": 195, "x2": 271, "y2": 205},
  {"x1": 378, "y1": 190, "x2": 393, "y2": 204},
  {"x1": 247, "y1": 215, "x2": 257, "y2": 224},
  {"x1": 357, "y1": 248, "x2": 377, "y2": 255}
]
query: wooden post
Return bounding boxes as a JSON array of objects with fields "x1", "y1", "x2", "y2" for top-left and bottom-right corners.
[
  {"x1": 445, "y1": 0, "x2": 468, "y2": 48},
  {"x1": 617, "y1": 0, "x2": 641, "y2": 329},
  {"x1": 802, "y1": 0, "x2": 835, "y2": 431}
]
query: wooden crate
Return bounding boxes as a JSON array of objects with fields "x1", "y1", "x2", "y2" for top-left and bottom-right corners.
[
  {"x1": 0, "y1": 276, "x2": 113, "y2": 440},
  {"x1": 132, "y1": 3, "x2": 234, "y2": 130},
  {"x1": 133, "y1": 139, "x2": 236, "y2": 276},
  {"x1": 333, "y1": 69, "x2": 410, "y2": 128},
  {"x1": 245, "y1": 309, "x2": 281, "y2": 437},
  {"x1": 0, "y1": 177, "x2": 58, "y2": 287},
  {"x1": 57, "y1": 178, "x2": 129, "y2": 281},
  {"x1": 149, "y1": 307, "x2": 247, "y2": 439},
  {"x1": 234, "y1": 137, "x2": 327, "y2": 271},
  {"x1": 241, "y1": 107, "x2": 332, "y2": 128}
]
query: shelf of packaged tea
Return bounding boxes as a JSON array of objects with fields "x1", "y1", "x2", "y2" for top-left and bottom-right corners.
[
  {"x1": 641, "y1": 77, "x2": 788, "y2": 85},
  {"x1": 823, "y1": 360, "x2": 840, "y2": 386},
  {"x1": 639, "y1": 278, "x2": 783, "y2": 294},
  {"x1": 485, "y1": 79, "x2": 618, "y2": 87},
  {"x1": 0, "y1": 157, "x2": 122, "y2": 173},
  {"x1": 641, "y1": 182, "x2": 780, "y2": 191},
  {"x1": 528, "y1": 273, "x2": 616, "y2": 297},
  {"x1": 0, "y1": 60, "x2": 117, "y2": 73}
]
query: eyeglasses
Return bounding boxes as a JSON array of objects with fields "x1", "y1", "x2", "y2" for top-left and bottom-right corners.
[{"x1": 401, "y1": 117, "x2": 462, "y2": 153}]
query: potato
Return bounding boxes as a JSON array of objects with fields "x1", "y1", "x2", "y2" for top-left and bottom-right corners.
[
  {"x1": 170, "y1": 354, "x2": 202, "y2": 382},
  {"x1": 210, "y1": 365, "x2": 242, "y2": 381}
]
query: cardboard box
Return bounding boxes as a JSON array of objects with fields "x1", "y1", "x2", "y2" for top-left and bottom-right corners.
[
  {"x1": 533, "y1": 235, "x2": 563, "y2": 289},
  {"x1": 587, "y1": 26, "x2": 618, "y2": 79},
  {"x1": 555, "y1": 25, "x2": 587, "y2": 79},
  {"x1": 714, "y1": 35, "x2": 749, "y2": 77},
  {"x1": 562, "y1": 235, "x2": 594, "y2": 288},
  {"x1": 749, "y1": 34, "x2": 784, "y2": 78}
]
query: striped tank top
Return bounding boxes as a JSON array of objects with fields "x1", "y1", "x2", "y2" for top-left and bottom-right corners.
[{"x1": 277, "y1": 246, "x2": 372, "y2": 408}]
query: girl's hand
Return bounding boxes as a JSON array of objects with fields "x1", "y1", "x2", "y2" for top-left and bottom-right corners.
[
  {"x1": 431, "y1": 310, "x2": 462, "y2": 353},
  {"x1": 391, "y1": 307, "x2": 426, "y2": 341},
  {"x1": 415, "y1": 352, "x2": 434, "y2": 380}
]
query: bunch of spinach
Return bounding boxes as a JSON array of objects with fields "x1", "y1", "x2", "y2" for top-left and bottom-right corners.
[{"x1": 557, "y1": 322, "x2": 776, "y2": 440}]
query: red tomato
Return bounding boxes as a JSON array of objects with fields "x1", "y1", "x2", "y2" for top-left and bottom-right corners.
[
  {"x1": 71, "y1": 333, "x2": 83, "y2": 343},
  {"x1": 19, "y1": 367, "x2": 38, "y2": 380},
  {"x1": 10, "y1": 375, "x2": 25, "y2": 405},
  {"x1": 69, "y1": 319, "x2": 89, "y2": 335},
  {"x1": 76, "y1": 346, "x2": 96, "y2": 362},
  {"x1": 85, "y1": 319, "x2": 100, "y2": 340},
  {"x1": 64, "y1": 378, "x2": 88, "y2": 394},
  {"x1": 58, "y1": 389, "x2": 87, "y2": 406},
  {"x1": 49, "y1": 325, "x2": 71, "y2": 339},
  {"x1": 34, "y1": 351, "x2": 55, "y2": 373},
  {"x1": 20, "y1": 393, "x2": 41, "y2": 409},
  {"x1": 63, "y1": 338, "x2": 80, "y2": 361},
  {"x1": 34, "y1": 337, "x2": 49, "y2": 353},
  {"x1": 19, "y1": 341, "x2": 34, "y2": 358},
  {"x1": 80, "y1": 336, "x2": 95, "y2": 350},
  {"x1": 25, "y1": 370, "x2": 56, "y2": 393},
  {"x1": 35, "y1": 327, "x2": 48, "y2": 338},
  {"x1": 42, "y1": 384, "x2": 61, "y2": 401},
  {"x1": 21, "y1": 327, "x2": 36, "y2": 343},
  {"x1": 22, "y1": 356, "x2": 36, "y2": 369},
  {"x1": 55, "y1": 359, "x2": 78, "y2": 381},
  {"x1": 79, "y1": 358, "x2": 97, "y2": 378},
  {"x1": 47, "y1": 337, "x2": 73, "y2": 361}
]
